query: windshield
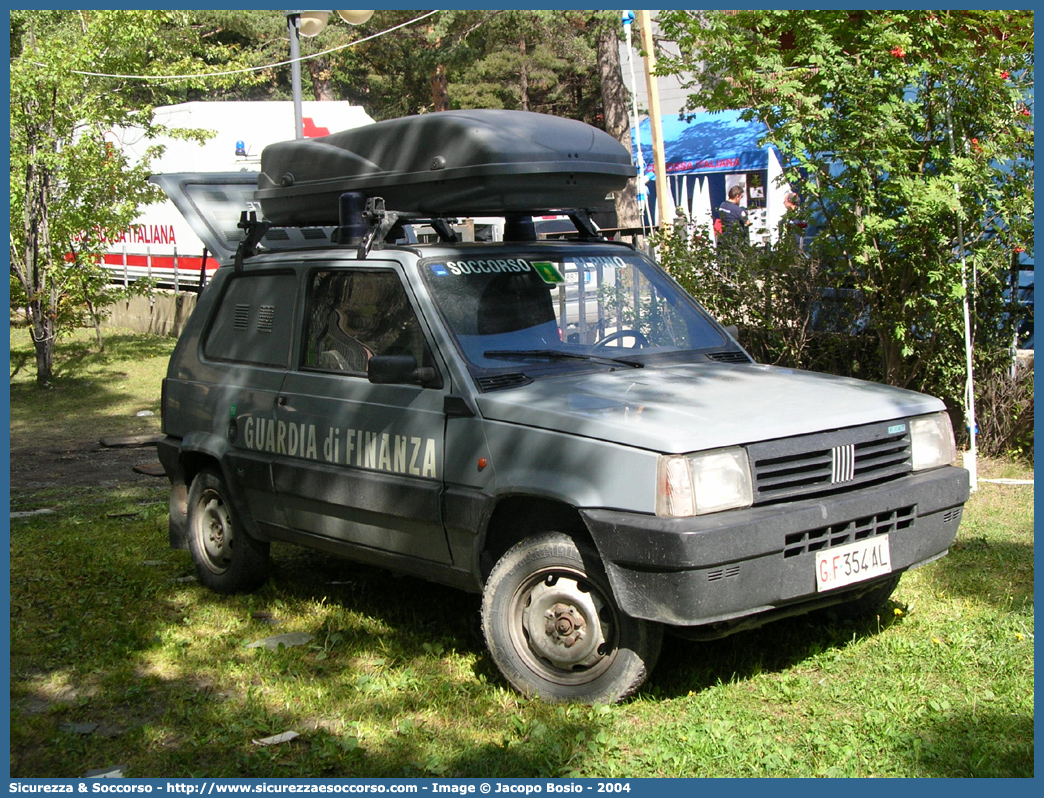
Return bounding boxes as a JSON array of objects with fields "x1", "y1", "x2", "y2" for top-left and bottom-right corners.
[{"x1": 421, "y1": 250, "x2": 729, "y2": 380}]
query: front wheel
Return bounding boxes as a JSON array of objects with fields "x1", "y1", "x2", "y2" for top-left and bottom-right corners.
[
  {"x1": 481, "y1": 532, "x2": 662, "y2": 703},
  {"x1": 187, "y1": 467, "x2": 269, "y2": 594}
]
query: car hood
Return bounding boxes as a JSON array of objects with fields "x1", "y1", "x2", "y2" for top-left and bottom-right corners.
[{"x1": 473, "y1": 362, "x2": 943, "y2": 453}]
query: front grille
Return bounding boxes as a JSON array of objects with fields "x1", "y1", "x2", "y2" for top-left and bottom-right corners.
[
  {"x1": 748, "y1": 421, "x2": 913, "y2": 504},
  {"x1": 783, "y1": 506, "x2": 916, "y2": 558}
]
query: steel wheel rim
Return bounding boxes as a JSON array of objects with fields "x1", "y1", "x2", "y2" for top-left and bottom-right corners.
[
  {"x1": 509, "y1": 565, "x2": 618, "y2": 686},
  {"x1": 194, "y1": 488, "x2": 233, "y2": 574}
]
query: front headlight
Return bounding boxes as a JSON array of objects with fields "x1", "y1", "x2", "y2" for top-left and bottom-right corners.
[
  {"x1": 656, "y1": 447, "x2": 753, "y2": 517},
  {"x1": 910, "y1": 412, "x2": 957, "y2": 471}
]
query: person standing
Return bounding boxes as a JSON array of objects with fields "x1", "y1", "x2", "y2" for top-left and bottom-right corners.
[
  {"x1": 783, "y1": 191, "x2": 807, "y2": 250},
  {"x1": 717, "y1": 184, "x2": 751, "y2": 246}
]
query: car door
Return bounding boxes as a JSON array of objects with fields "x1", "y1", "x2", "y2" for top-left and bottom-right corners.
[
  {"x1": 271, "y1": 262, "x2": 453, "y2": 564},
  {"x1": 194, "y1": 268, "x2": 299, "y2": 531}
]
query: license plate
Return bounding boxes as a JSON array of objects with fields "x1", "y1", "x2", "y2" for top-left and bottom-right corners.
[{"x1": 815, "y1": 534, "x2": 891, "y2": 592}]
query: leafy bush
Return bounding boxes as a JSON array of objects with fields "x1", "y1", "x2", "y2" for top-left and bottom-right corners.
[
  {"x1": 653, "y1": 9, "x2": 1033, "y2": 462},
  {"x1": 974, "y1": 360, "x2": 1034, "y2": 460},
  {"x1": 658, "y1": 226, "x2": 879, "y2": 377},
  {"x1": 656, "y1": 228, "x2": 1034, "y2": 463},
  {"x1": 661, "y1": 226, "x2": 818, "y2": 366}
]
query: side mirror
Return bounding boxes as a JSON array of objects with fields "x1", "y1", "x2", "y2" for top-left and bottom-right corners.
[
  {"x1": 367, "y1": 354, "x2": 437, "y2": 386},
  {"x1": 725, "y1": 324, "x2": 739, "y2": 341}
]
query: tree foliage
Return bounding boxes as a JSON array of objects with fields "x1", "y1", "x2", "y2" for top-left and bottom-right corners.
[
  {"x1": 289, "y1": 10, "x2": 615, "y2": 123},
  {"x1": 9, "y1": 10, "x2": 261, "y2": 384},
  {"x1": 166, "y1": 10, "x2": 618, "y2": 123},
  {"x1": 656, "y1": 10, "x2": 1034, "y2": 412},
  {"x1": 10, "y1": 10, "x2": 641, "y2": 384}
]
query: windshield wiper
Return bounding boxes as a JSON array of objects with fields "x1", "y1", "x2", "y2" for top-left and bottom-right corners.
[{"x1": 483, "y1": 349, "x2": 643, "y2": 369}]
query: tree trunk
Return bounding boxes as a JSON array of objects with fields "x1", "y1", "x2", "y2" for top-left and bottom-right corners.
[
  {"x1": 597, "y1": 26, "x2": 641, "y2": 228},
  {"x1": 878, "y1": 330, "x2": 913, "y2": 389},
  {"x1": 431, "y1": 63, "x2": 449, "y2": 112},
  {"x1": 21, "y1": 123, "x2": 57, "y2": 385},
  {"x1": 307, "y1": 58, "x2": 335, "y2": 101},
  {"x1": 30, "y1": 298, "x2": 54, "y2": 385},
  {"x1": 86, "y1": 295, "x2": 105, "y2": 352},
  {"x1": 518, "y1": 35, "x2": 529, "y2": 111}
]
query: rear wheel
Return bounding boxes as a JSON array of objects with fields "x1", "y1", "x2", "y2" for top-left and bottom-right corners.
[
  {"x1": 187, "y1": 467, "x2": 269, "y2": 594},
  {"x1": 481, "y1": 532, "x2": 662, "y2": 703}
]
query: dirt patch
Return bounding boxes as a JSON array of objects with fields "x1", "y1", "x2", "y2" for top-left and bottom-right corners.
[{"x1": 9, "y1": 440, "x2": 166, "y2": 495}]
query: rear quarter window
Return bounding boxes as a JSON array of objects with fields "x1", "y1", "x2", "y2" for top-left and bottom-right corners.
[{"x1": 203, "y1": 272, "x2": 298, "y2": 367}]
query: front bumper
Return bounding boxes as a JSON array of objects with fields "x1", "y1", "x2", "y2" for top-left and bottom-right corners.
[{"x1": 581, "y1": 465, "x2": 969, "y2": 631}]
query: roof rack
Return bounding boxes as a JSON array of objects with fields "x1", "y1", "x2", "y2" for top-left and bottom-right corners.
[
  {"x1": 234, "y1": 193, "x2": 613, "y2": 269},
  {"x1": 155, "y1": 111, "x2": 638, "y2": 267}
]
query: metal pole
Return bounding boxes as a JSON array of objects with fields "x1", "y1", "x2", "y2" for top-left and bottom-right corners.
[
  {"x1": 622, "y1": 12, "x2": 650, "y2": 233},
  {"x1": 288, "y1": 14, "x2": 304, "y2": 140},
  {"x1": 637, "y1": 10, "x2": 671, "y2": 230},
  {"x1": 147, "y1": 246, "x2": 155, "y2": 330},
  {"x1": 1009, "y1": 251, "x2": 1019, "y2": 379},
  {"x1": 947, "y1": 105, "x2": 977, "y2": 491},
  {"x1": 199, "y1": 247, "x2": 208, "y2": 292}
]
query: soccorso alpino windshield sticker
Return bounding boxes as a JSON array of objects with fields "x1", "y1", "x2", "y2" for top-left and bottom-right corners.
[{"x1": 430, "y1": 259, "x2": 565, "y2": 284}]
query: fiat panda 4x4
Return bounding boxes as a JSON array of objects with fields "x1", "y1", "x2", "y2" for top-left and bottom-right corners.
[{"x1": 156, "y1": 110, "x2": 969, "y2": 703}]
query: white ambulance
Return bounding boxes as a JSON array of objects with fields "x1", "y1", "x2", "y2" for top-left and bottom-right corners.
[{"x1": 101, "y1": 101, "x2": 374, "y2": 288}]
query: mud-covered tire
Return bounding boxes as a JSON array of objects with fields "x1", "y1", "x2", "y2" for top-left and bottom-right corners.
[
  {"x1": 186, "y1": 467, "x2": 269, "y2": 594},
  {"x1": 481, "y1": 532, "x2": 662, "y2": 704}
]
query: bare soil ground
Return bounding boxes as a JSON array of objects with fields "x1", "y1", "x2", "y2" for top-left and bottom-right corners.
[{"x1": 9, "y1": 438, "x2": 165, "y2": 495}]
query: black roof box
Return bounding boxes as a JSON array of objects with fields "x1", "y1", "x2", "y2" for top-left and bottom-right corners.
[{"x1": 256, "y1": 109, "x2": 636, "y2": 226}]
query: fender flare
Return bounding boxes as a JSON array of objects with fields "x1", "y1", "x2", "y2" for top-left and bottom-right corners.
[{"x1": 168, "y1": 432, "x2": 270, "y2": 547}]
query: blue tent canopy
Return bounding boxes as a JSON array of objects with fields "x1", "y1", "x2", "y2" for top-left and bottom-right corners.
[{"x1": 631, "y1": 110, "x2": 775, "y2": 178}]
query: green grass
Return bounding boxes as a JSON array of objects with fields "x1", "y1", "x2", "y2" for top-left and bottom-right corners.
[
  {"x1": 9, "y1": 328, "x2": 1035, "y2": 778},
  {"x1": 10, "y1": 326, "x2": 174, "y2": 447}
]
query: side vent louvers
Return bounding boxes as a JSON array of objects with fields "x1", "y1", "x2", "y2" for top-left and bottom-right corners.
[
  {"x1": 708, "y1": 351, "x2": 752, "y2": 364},
  {"x1": 477, "y1": 373, "x2": 533, "y2": 392},
  {"x1": 233, "y1": 304, "x2": 250, "y2": 330},
  {"x1": 707, "y1": 565, "x2": 741, "y2": 582},
  {"x1": 301, "y1": 228, "x2": 328, "y2": 240},
  {"x1": 257, "y1": 305, "x2": 275, "y2": 332}
]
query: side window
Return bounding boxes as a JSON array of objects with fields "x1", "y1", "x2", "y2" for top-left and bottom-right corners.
[
  {"x1": 203, "y1": 272, "x2": 297, "y2": 367},
  {"x1": 304, "y1": 269, "x2": 436, "y2": 377}
]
